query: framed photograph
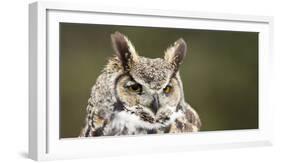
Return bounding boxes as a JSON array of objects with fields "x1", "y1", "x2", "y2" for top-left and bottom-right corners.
[{"x1": 29, "y1": 1, "x2": 274, "y2": 161}]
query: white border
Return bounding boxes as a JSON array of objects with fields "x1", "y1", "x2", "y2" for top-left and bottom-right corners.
[{"x1": 29, "y1": 1, "x2": 274, "y2": 161}]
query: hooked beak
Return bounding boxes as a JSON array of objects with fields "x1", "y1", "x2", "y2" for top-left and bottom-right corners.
[{"x1": 151, "y1": 94, "x2": 160, "y2": 114}]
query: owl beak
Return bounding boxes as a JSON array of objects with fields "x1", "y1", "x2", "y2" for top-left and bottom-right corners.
[{"x1": 151, "y1": 94, "x2": 160, "y2": 114}]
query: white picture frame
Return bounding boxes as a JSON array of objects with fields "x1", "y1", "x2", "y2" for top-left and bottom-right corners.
[{"x1": 29, "y1": 1, "x2": 274, "y2": 161}]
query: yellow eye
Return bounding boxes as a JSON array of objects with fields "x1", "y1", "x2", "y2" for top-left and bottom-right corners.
[
  {"x1": 128, "y1": 84, "x2": 142, "y2": 93},
  {"x1": 163, "y1": 85, "x2": 172, "y2": 94}
]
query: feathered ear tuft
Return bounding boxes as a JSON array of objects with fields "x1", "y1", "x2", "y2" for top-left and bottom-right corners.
[
  {"x1": 164, "y1": 38, "x2": 187, "y2": 72},
  {"x1": 111, "y1": 31, "x2": 139, "y2": 71}
]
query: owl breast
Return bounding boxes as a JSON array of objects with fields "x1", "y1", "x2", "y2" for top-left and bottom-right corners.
[{"x1": 102, "y1": 106, "x2": 185, "y2": 136}]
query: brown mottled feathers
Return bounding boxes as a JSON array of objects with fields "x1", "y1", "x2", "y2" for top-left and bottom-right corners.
[
  {"x1": 79, "y1": 32, "x2": 201, "y2": 137},
  {"x1": 169, "y1": 104, "x2": 201, "y2": 133}
]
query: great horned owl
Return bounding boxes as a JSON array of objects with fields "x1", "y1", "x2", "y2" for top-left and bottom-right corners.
[{"x1": 80, "y1": 32, "x2": 201, "y2": 137}]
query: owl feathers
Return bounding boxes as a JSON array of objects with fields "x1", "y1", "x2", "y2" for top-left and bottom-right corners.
[{"x1": 80, "y1": 32, "x2": 201, "y2": 137}]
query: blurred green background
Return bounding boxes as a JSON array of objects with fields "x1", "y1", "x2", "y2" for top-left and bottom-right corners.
[{"x1": 60, "y1": 23, "x2": 258, "y2": 138}]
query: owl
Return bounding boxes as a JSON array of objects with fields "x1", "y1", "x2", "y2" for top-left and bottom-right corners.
[{"x1": 80, "y1": 32, "x2": 201, "y2": 137}]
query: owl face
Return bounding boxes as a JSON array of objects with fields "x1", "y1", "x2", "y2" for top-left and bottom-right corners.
[{"x1": 111, "y1": 32, "x2": 187, "y2": 128}]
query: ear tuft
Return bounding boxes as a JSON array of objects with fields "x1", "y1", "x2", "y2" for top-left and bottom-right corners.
[
  {"x1": 111, "y1": 32, "x2": 138, "y2": 71},
  {"x1": 164, "y1": 38, "x2": 187, "y2": 71}
]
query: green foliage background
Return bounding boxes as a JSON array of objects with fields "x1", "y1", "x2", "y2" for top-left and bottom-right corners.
[{"x1": 60, "y1": 23, "x2": 258, "y2": 138}]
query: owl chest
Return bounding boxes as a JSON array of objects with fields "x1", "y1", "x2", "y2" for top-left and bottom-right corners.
[{"x1": 103, "y1": 111, "x2": 167, "y2": 135}]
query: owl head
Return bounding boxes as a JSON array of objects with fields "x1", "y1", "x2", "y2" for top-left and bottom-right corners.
[{"x1": 110, "y1": 32, "x2": 187, "y2": 128}]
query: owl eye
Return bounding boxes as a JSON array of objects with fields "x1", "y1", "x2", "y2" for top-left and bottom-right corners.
[
  {"x1": 163, "y1": 85, "x2": 172, "y2": 94},
  {"x1": 128, "y1": 84, "x2": 142, "y2": 93}
]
